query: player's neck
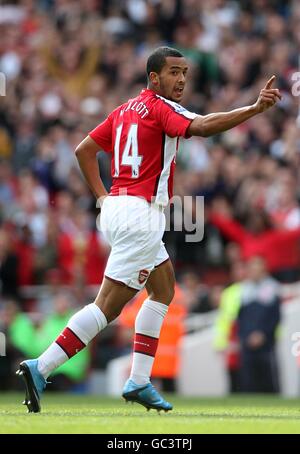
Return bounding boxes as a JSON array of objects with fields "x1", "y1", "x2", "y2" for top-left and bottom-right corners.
[
  {"x1": 146, "y1": 84, "x2": 177, "y2": 103},
  {"x1": 147, "y1": 84, "x2": 161, "y2": 96}
]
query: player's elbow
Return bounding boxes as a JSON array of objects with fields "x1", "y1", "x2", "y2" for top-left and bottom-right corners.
[
  {"x1": 74, "y1": 142, "x2": 92, "y2": 161},
  {"x1": 74, "y1": 143, "x2": 85, "y2": 158},
  {"x1": 75, "y1": 136, "x2": 99, "y2": 158}
]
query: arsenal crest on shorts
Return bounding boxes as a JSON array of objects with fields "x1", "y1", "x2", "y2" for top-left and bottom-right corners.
[{"x1": 138, "y1": 269, "x2": 149, "y2": 284}]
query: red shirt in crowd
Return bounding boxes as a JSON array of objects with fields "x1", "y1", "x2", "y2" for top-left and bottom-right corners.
[{"x1": 210, "y1": 213, "x2": 300, "y2": 272}]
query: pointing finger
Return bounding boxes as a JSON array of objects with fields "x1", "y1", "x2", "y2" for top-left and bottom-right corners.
[{"x1": 264, "y1": 75, "x2": 276, "y2": 89}]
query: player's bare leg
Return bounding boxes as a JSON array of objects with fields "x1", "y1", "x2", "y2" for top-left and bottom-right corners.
[
  {"x1": 122, "y1": 259, "x2": 175, "y2": 412},
  {"x1": 145, "y1": 258, "x2": 175, "y2": 305},
  {"x1": 17, "y1": 277, "x2": 138, "y2": 413},
  {"x1": 94, "y1": 277, "x2": 138, "y2": 322}
]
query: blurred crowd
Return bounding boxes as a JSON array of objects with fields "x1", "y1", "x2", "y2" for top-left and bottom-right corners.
[{"x1": 1, "y1": 0, "x2": 300, "y2": 390}]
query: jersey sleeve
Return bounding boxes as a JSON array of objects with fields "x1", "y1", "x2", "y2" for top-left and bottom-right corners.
[
  {"x1": 88, "y1": 113, "x2": 113, "y2": 153},
  {"x1": 155, "y1": 97, "x2": 198, "y2": 138}
]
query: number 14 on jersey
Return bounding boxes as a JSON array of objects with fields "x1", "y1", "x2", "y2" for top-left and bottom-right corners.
[{"x1": 114, "y1": 124, "x2": 143, "y2": 178}]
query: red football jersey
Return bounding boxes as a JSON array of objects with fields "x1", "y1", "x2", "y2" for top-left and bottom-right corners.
[{"x1": 89, "y1": 88, "x2": 197, "y2": 206}]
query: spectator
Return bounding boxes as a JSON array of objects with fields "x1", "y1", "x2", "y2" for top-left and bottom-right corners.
[
  {"x1": 0, "y1": 228, "x2": 19, "y2": 297},
  {"x1": 210, "y1": 202, "x2": 300, "y2": 282},
  {"x1": 238, "y1": 256, "x2": 281, "y2": 393},
  {"x1": 214, "y1": 260, "x2": 247, "y2": 393},
  {"x1": 180, "y1": 270, "x2": 213, "y2": 313}
]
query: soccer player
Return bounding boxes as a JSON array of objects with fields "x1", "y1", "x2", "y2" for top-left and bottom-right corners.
[{"x1": 17, "y1": 47, "x2": 281, "y2": 413}]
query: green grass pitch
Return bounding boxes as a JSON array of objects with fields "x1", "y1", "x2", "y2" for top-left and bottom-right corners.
[{"x1": 0, "y1": 393, "x2": 300, "y2": 434}]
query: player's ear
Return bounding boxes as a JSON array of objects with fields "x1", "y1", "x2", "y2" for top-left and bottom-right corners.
[{"x1": 149, "y1": 72, "x2": 159, "y2": 86}]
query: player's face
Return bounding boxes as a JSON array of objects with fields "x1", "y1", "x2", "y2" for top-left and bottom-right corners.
[{"x1": 156, "y1": 57, "x2": 188, "y2": 103}]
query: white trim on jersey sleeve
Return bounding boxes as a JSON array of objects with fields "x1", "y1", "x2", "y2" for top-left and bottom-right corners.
[
  {"x1": 155, "y1": 94, "x2": 198, "y2": 120},
  {"x1": 154, "y1": 135, "x2": 177, "y2": 207}
]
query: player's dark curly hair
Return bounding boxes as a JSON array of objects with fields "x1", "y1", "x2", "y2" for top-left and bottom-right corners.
[{"x1": 146, "y1": 47, "x2": 183, "y2": 77}]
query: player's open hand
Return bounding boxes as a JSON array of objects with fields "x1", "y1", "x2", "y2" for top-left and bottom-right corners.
[{"x1": 254, "y1": 76, "x2": 282, "y2": 113}]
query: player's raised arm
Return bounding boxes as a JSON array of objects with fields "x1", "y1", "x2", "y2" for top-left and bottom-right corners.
[
  {"x1": 187, "y1": 76, "x2": 282, "y2": 137},
  {"x1": 75, "y1": 135, "x2": 108, "y2": 200}
]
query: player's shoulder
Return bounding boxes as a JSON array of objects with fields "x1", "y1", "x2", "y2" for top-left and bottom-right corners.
[
  {"x1": 153, "y1": 94, "x2": 197, "y2": 120},
  {"x1": 155, "y1": 93, "x2": 184, "y2": 112},
  {"x1": 108, "y1": 103, "x2": 125, "y2": 119},
  {"x1": 109, "y1": 90, "x2": 156, "y2": 121},
  {"x1": 110, "y1": 89, "x2": 177, "y2": 114}
]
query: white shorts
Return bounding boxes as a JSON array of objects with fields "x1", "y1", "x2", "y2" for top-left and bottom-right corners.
[{"x1": 100, "y1": 195, "x2": 169, "y2": 290}]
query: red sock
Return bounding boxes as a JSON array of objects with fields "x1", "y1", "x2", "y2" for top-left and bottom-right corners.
[
  {"x1": 134, "y1": 333, "x2": 159, "y2": 357},
  {"x1": 55, "y1": 327, "x2": 86, "y2": 358}
]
